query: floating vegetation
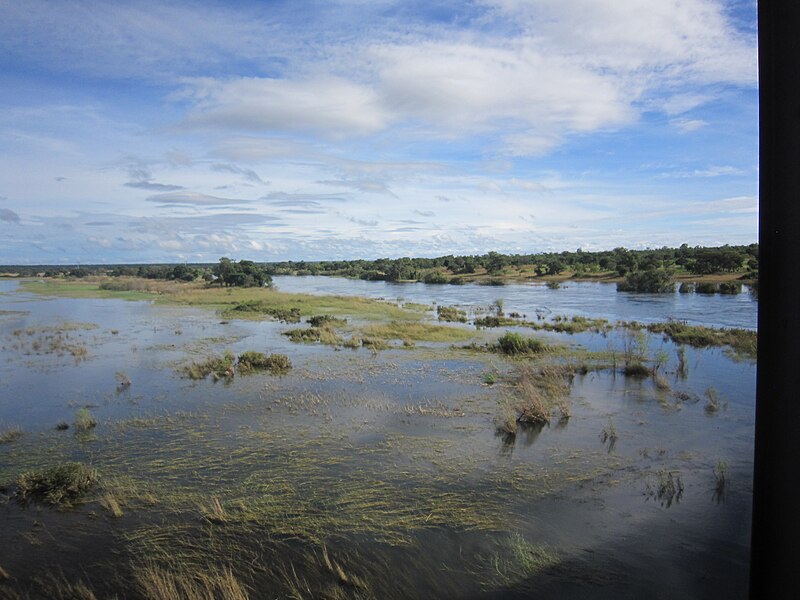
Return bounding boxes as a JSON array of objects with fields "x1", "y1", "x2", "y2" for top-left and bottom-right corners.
[
  {"x1": 13, "y1": 462, "x2": 99, "y2": 506},
  {"x1": 474, "y1": 316, "x2": 516, "y2": 328},
  {"x1": 644, "y1": 321, "x2": 756, "y2": 359},
  {"x1": 526, "y1": 315, "x2": 611, "y2": 334}
]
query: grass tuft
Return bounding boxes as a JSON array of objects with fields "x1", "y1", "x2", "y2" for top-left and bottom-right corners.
[
  {"x1": 14, "y1": 462, "x2": 99, "y2": 506},
  {"x1": 74, "y1": 408, "x2": 97, "y2": 432},
  {"x1": 0, "y1": 425, "x2": 23, "y2": 444}
]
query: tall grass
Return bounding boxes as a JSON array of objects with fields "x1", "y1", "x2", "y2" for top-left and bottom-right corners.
[{"x1": 14, "y1": 462, "x2": 99, "y2": 506}]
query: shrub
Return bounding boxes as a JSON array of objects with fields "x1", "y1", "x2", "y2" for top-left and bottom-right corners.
[
  {"x1": 14, "y1": 462, "x2": 99, "y2": 506},
  {"x1": 695, "y1": 282, "x2": 718, "y2": 294},
  {"x1": 422, "y1": 271, "x2": 449, "y2": 284},
  {"x1": 678, "y1": 282, "x2": 695, "y2": 294},
  {"x1": 718, "y1": 282, "x2": 742, "y2": 295},
  {"x1": 617, "y1": 268, "x2": 674, "y2": 293}
]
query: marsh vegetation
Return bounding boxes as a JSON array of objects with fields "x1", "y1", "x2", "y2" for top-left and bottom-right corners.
[{"x1": 0, "y1": 275, "x2": 755, "y2": 598}]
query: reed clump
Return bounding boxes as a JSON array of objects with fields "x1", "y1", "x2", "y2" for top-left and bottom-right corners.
[
  {"x1": 74, "y1": 408, "x2": 98, "y2": 432},
  {"x1": 237, "y1": 351, "x2": 292, "y2": 374},
  {"x1": 495, "y1": 332, "x2": 546, "y2": 355},
  {"x1": 14, "y1": 462, "x2": 99, "y2": 506},
  {"x1": 0, "y1": 425, "x2": 23, "y2": 444}
]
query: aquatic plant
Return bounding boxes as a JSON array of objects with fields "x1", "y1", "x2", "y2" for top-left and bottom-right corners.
[
  {"x1": 600, "y1": 419, "x2": 618, "y2": 447},
  {"x1": 645, "y1": 321, "x2": 756, "y2": 359},
  {"x1": 713, "y1": 460, "x2": 729, "y2": 502},
  {"x1": 0, "y1": 425, "x2": 23, "y2": 444},
  {"x1": 481, "y1": 533, "x2": 561, "y2": 588},
  {"x1": 483, "y1": 372, "x2": 497, "y2": 385},
  {"x1": 676, "y1": 346, "x2": 688, "y2": 378},
  {"x1": 237, "y1": 351, "x2": 292, "y2": 374},
  {"x1": 436, "y1": 305, "x2": 467, "y2": 323},
  {"x1": 307, "y1": 314, "x2": 347, "y2": 327},
  {"x1": 496, "y1": 332, "x2": 546, "y2": 355},
  {"x1": 14, "y1": 462, "x2": 99, "y2": 506},
  {"x1": 181, "y1": 351, "x2": 236, "y2": 380},
  {"x1": 100, "y1": 492, "x2": 124, "y2": 518},
  {"x1": 704, "y1": 387, "x2": 721, "y2": 414},
  {"x1": 645, "y1": 470, "x2": 684, "y2": 508},
  {"x1": 134, "y1": 562, "x2": 250, "y2": 600},
  {"x1": 74, "y1": 408, "x2": 98, "y2": 432}
]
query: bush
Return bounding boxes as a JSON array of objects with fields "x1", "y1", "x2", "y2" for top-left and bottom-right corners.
[
  {"x1": 695, "y1": 282, "x2": 718, "y2": 294},
  {"x1": 617, "y1": 269, "x2": 674, "y2": 293},
  {"x1": 678, "y1": 282, "x2": 695, "y2": 294},
  {"x1": 422, "y1": 271, "x2": 449, "y2": 284},
  {"x1": 307, "y1": 315, "x2": 347, "y2": 327},
  {"x1": 718, "y1": 282, "x2": 742, "y2": 295},
  {"x1": 497, "y1": 332, "x2": 545, "y2": 355}
]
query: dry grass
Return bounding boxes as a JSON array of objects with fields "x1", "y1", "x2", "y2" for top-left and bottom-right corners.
[
  {"x1": 134, "y1": 562, "x2": 250, "y2": 600},
  {"x1": 200, "y1": 497, "x2": 228, "y2": 524},
  {"x1": 361, "y1": 321, "x2": 476, "y2": 343},
  {"x1": 100, "y1": 492, "x2": 124, "y2": 518}
]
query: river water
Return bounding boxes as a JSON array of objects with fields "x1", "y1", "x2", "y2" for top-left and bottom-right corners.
[{"x1": 273, "y1": 276, "x2": 757, "y2": 330}]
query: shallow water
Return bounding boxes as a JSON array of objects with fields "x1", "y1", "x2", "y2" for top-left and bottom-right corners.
[
  {"x1": 273, "y1": 275, "x2": 757, "y2": 330},
  {"x1": 0, "y1": 279, "x2": 754, "y2": 598}
]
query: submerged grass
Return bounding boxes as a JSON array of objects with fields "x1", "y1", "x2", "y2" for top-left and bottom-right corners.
[{"x1": 644, "y1": 321, "x2": 756, "y2": 359}]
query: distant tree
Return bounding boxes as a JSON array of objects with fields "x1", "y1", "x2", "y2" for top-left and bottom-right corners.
[{"x1": 213, "y1": 257, "x2": 272, "y2": 287}]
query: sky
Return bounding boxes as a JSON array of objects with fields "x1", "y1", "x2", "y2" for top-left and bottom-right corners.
[{"x1": 0, "y1": 0, "x2": 758, "y2": 264}]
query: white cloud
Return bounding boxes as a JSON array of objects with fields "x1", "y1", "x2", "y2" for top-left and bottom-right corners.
[
  {"x1": 670, "y1": 118, "x2": 709, "y2": 133},
  {"x1": 179, "y1": 77, "x2": 391, "y2": 137}
]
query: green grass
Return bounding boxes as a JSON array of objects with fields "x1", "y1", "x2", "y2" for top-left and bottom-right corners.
[
  {"x1": 22, "y1": 277, "x2": 426, "y2": 322},
  {"x1": 360, "y1": 321, "x2": 477, "y2": 343},
  {"x1": 496, "y1": 332, "x2": 546, "y2": 355},
  {"x1": 237, "y1": 351, "x2": 292, "y2": 374},
  {"x1": 436, "y1": 305, "x2": 468, "y2": 323},
  {"x1": 181, "y1": 351, "x2": 236, "y2": 380},
  {"x1": 645, "y1": 321, "x2": 756, "y2": 359},
  {"x1": 74, "y1": 408, "x2": 98, "y2": 432},
  {"x1": 13, "y1": 462, "x2": 99, "y2": 506}
]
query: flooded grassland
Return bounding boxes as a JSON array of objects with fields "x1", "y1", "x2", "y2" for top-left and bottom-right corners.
[{"x1": 0, "y1": 278, "x2": 755, "y2": 599}]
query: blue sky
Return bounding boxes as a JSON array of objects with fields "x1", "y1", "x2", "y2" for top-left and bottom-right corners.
[{"x1": 0, "y1": 0, "x2": 758, "y2": 264}]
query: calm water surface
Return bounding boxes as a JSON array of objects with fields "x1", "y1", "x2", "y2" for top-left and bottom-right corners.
[{"x1": 273, "y1": 275, "x2": 757, "y2": 330}]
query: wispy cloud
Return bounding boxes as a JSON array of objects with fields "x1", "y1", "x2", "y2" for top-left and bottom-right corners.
[{"x1": 146, "y1": 192, "x2": 251, "y2": 207}]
